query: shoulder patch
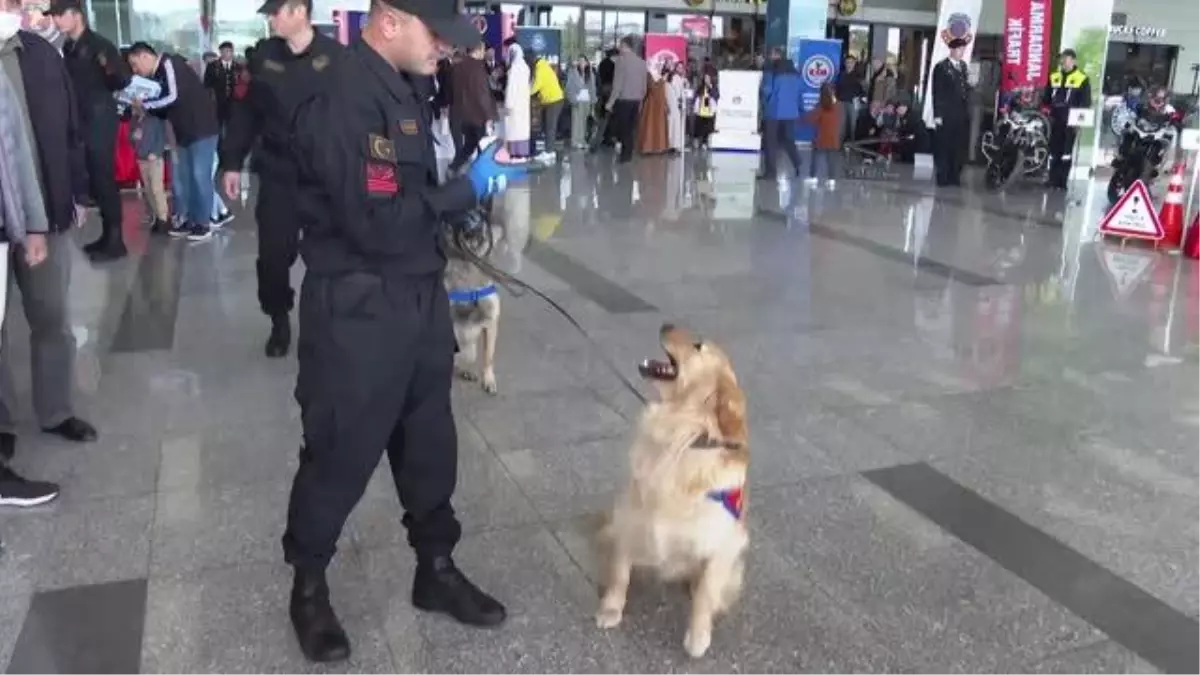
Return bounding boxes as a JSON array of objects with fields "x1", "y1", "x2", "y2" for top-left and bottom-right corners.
[{"x1": 368, "y1": 134, "x2": 396, "y2": 164}]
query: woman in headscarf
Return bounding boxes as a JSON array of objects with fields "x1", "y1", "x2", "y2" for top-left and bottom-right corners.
[
  {"x1": 502, "y1": 42, "x2": 532, "y2": 159},
  {"x1": 637, "y1": 60, "x2": 670, "y2": 155},
  {"x1": 664, "y1": 60, "x2": 688, "y2": 153}
]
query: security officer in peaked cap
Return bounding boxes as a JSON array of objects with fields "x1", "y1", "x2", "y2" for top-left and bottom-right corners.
[
  {"x1": 219, "y1": 0, "x2": 344, "y2": 358},
  {"x1": 280, "y1": 0, "x2": 530, "y2": 663},
  {"x1": 1042, "y1": 48, "x2": 1092, "y2": 189},
  {"x1": 930, "y1": 37, "x2": 973, "y2": 187}
]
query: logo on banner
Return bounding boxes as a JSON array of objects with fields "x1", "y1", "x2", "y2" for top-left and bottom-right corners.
[
  {"x1": 651, "y1": 49, "x2": 679, "y2": 70},
  {"x1": 940, "y1": 12, "x2": 975, "y2": 46},
  {"x1": 530, "y1": 32, "x2": 546, "y2": 52},
  {"x1": 802, "y1": 54, "x2": 834, "y2": 89},
  {"x1": 472, "y1": 15, "x2": 487, "y2": 34}
]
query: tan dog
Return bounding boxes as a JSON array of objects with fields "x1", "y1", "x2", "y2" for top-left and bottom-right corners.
[
  {"x1": 445, "y1": 220, "x2": 503, "y2": 394},
  {"x1": 596, "y1": 323, "x2": 749, "y2": 658}
]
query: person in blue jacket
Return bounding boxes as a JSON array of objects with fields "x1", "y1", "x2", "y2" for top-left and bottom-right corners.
[{"x1": 757, "y1": 47, "x2": 803, "y2": 179}]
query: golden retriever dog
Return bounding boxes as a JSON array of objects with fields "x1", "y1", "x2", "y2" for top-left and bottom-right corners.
[{"x1": 595, "y1": 323, "x2": 749, "y2": 658}]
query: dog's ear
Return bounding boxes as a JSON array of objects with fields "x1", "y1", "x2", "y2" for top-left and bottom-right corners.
[{"x1": 715, "y1": 370, "x2": 747, "y2": 451}]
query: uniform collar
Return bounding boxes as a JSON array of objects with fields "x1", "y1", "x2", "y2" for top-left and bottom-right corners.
[{"x1": 352, "y1": 39, "x2": 419, "y2": 106}]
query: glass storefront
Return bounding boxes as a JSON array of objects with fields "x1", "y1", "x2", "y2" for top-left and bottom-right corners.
[
  {"x1": 64, "y1": 0, "x2": 269, "y2": 56},
  {"x1": 1102, "y1": 41, "x2": 1179, "y2": 95}
]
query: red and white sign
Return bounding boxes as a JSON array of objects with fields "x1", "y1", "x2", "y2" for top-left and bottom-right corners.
[
  {"x1": 1000, "y1": 0, "x2": 1052, "y2": 95},
  {"x1": 644, "y1": 33, "x2": 687, "y2": 73},
  {"x1": 1099, "y1": 180, "x2": 1164, "y2": 240},
  {"x1": 1095, "y1": 245, "x2": 1158, "y2": 300},
  {"x1": 680, "y1": 16, "x2": 712, "y2": 39}
]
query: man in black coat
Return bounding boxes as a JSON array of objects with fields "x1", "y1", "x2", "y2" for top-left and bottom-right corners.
[
  {"x1": 47, "y1": 0, "x2": 130, "y2": 260},
  {"x1": 204, "y1": 40, "x2": 244, "y2": 130},
  {"x1": 931, "y1": 38, "x2": 973, "y2": 186},
  {"x1": 0, "y1": 6, "x2": 101, "y2": 470}
]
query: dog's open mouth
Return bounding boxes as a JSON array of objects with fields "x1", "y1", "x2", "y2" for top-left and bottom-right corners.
[{"x1": 638, "y1": 354, "x2": 678, "y2": 381}]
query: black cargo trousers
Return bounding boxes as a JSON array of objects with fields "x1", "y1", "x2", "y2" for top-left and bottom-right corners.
[
  {"x1": 255, "y1": 178, "x2": 301, "y2": 317},
  {"x1": 282, "y1": 271, "x2": 462, "y2": 569}
]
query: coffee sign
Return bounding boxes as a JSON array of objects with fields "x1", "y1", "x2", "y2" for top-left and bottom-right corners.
[{"x1": 1109, "y1": 24, "x2": 1167, "y2": 39}]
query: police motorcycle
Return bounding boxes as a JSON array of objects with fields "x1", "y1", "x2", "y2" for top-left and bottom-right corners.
[
  {"x1": 1107, "y1": 87, "x2": 1182, "y2": 206},
  {"x1": 981, "y1": 86, "x2": 1051, "y2": 190}
]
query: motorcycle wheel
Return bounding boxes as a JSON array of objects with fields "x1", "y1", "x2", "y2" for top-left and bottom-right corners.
[
  {"x1": 1107, "y1": 174, "x2": 1127, "y2": 206},
  {"x1": 986, "y1": 150, "x2": 1023, "y2": 191}
]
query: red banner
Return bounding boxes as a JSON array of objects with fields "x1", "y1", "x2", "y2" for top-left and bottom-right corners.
[
  {"x1": 644, "y1": 33, "x2": 688, "y2": 73},
  {"x1": 1001, "y1": 0, "x2": 1052, "y2": 95}
]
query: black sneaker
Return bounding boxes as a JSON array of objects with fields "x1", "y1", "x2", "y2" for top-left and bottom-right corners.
[
  {"x1": 211, "y1": 211, "x2": 235, "y2": 229},
  {"x1": 151, "y1": 218, "x2": 171, "y2": 235},
  {"x1": 186, "y1": 222, "x2": 213, "y2": 242},
  {"x1": 0, "y1": 466, "x2": 59, "y2": 507},
  {"x1": 168, "y1": 219, "x2": 192, "y2": 238}
]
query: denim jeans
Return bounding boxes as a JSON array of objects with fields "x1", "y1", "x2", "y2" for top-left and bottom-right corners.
[
  {"x1": 173, "y1": 135, "x2": 218, "y2": 225},
  {"x1": 210, "y1": 151, "x2": 226, "y2": 220},
  {"x1": 811, "y1": 149, "x2": 835, "y2": 181}
]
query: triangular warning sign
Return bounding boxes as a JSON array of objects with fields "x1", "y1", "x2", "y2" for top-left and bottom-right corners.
[
  {"x1": 1099, "y1": 180, "x2": 1164, "y2": 240},
  {"x1": 1096, "y1": 245, "x2": 1157, "y2": 299}
]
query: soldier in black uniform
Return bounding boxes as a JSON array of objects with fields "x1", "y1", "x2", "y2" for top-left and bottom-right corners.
[
  {"x1": 1042, "y1": 48, "x2": 1091, "y2": 189},
  {"x1": 281, "y1": 0, "x2": 530, "y2": 663},
  {"x1": 930, "y1": 37, "x2": 972, "y2": 187},
  {"x1": 219, "y1": 0, "x2": 344, "y2": 357},
  {"x1": 47, "y1": 0, "x2": 131, "y2": 261}
]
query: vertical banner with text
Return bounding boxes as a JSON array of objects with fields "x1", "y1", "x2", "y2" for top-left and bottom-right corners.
[
  {"x1": 1059, "y1": 0, "x2": 1114, "y2": 177},
  {"x1": 792, "y1": 39, "x2": 842, "y2": 143},
  {"x1": 644, "y1": 33, "x2": 688, "y2": 73},
  {"x1": 921, "y1": 0, "x2": 984, "y2": 127},
  {"x1": 1000, "y1": 0, "x2": 1052, "y2": 107}
]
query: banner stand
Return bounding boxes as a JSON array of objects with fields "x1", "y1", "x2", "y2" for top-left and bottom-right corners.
[{"x1": 710, "y1": 69, "x2": 763, "y2": 153}]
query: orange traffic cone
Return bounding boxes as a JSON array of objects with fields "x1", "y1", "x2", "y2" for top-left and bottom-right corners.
[
  {"x1": 1158, "y1": 162, "x2": 1187, "y2": 248},
  {"x1": 1184, "y1": 213, "x2": 1199, "y2": 259}
]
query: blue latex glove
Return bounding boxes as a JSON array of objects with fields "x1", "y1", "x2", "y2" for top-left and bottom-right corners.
[{"x1": 466, "y1": 140, "x2": 530, "y2": 199}]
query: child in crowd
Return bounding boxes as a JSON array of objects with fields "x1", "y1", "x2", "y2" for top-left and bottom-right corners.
[
  {"x1": 804, "y1": 82, "x2": 842, "y2": 189},
  {"x1": 129, "y1": 107, "x2": 171, "y2": 233}
]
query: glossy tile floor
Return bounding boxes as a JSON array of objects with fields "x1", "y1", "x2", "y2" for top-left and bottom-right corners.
[{"x1": 0, "y1": 150, "x2": 1196, "y2": 673}]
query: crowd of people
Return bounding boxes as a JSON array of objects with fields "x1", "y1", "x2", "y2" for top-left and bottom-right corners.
[{"x1": 434, "y1": 34, "x2": 725, "y2": 166}]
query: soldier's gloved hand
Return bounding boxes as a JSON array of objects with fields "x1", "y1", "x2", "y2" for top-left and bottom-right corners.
[{"x1": 466, "y1": 140, "x2": 530, "y2": 199}]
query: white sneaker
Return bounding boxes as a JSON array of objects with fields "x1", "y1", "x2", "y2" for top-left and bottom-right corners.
[
  {"x1": 803, "y1": 177, "x2": 818, "y2": 186},
  {"x1": 826, "y1": 179, "x2": 836, "y2": 190}
]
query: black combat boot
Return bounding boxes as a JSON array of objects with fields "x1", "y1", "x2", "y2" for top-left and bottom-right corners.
[
  {"x1": 412, "y1": 556, "x2": 507, "y2": 627},
  {"x1": 265, "y1": 314, "x2": 291, "y2": 358},
  {"x1": 289, "y1": 567, "x2": 351, "y2": 663}
]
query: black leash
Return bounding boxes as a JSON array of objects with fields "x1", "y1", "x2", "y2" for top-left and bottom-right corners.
[{"x1": 446, "y1": 224, "x2": 649, "y2": 406}]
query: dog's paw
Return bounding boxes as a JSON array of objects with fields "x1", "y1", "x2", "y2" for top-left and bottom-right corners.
[
  {"x1": 482, "y1": 370, "x2": 498, "y2": 395},
  {"x1": 683, "y1": 628, "x2": 712, "y2": 658},
  {"x1": 595, "y1": 606, "x2": 623, "y2": 629},
  {"x1": 455, "y1": 367, "x2": 479, "y2": 382}
]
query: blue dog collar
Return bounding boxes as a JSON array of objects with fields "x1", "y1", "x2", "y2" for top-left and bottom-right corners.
[{"x1": 448, "y1": 285, "x2": 498, "y2": 304}]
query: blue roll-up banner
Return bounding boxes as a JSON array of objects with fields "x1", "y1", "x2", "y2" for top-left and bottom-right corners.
[
  {"x1": 791, "y1": 38, "x2": 842, "y2": 142},
  {"x1": 514, "y1": 26, "x2": 562, "y2": 65}
]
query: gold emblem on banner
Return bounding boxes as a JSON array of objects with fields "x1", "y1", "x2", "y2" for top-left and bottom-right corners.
[{"x1": 838, "y1": 0, "x2": 859, "y2": 17}]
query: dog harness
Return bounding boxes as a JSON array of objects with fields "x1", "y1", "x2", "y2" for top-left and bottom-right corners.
[
  {"x1": 690, "y1": 432, "x2": 745, "y2": 520},
  {"x1": 707, "y1": 487, "x2": 745, "y2": 520},
  {"x1": 447, "y1": 284, "x2": 498, "y2": 305}
]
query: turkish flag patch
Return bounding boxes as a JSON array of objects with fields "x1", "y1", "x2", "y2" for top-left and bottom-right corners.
[{"x1": 366, "y1": 162, "x2": 399, "y2": 196}]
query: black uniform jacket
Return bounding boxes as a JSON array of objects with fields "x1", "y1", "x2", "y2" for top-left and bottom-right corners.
[
  {"x1": 218, "y1": 32, "x2": 345, "y2": 180},
  {"x1": 290, "y1": 39, "x2": 478, "y2": 277}
]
